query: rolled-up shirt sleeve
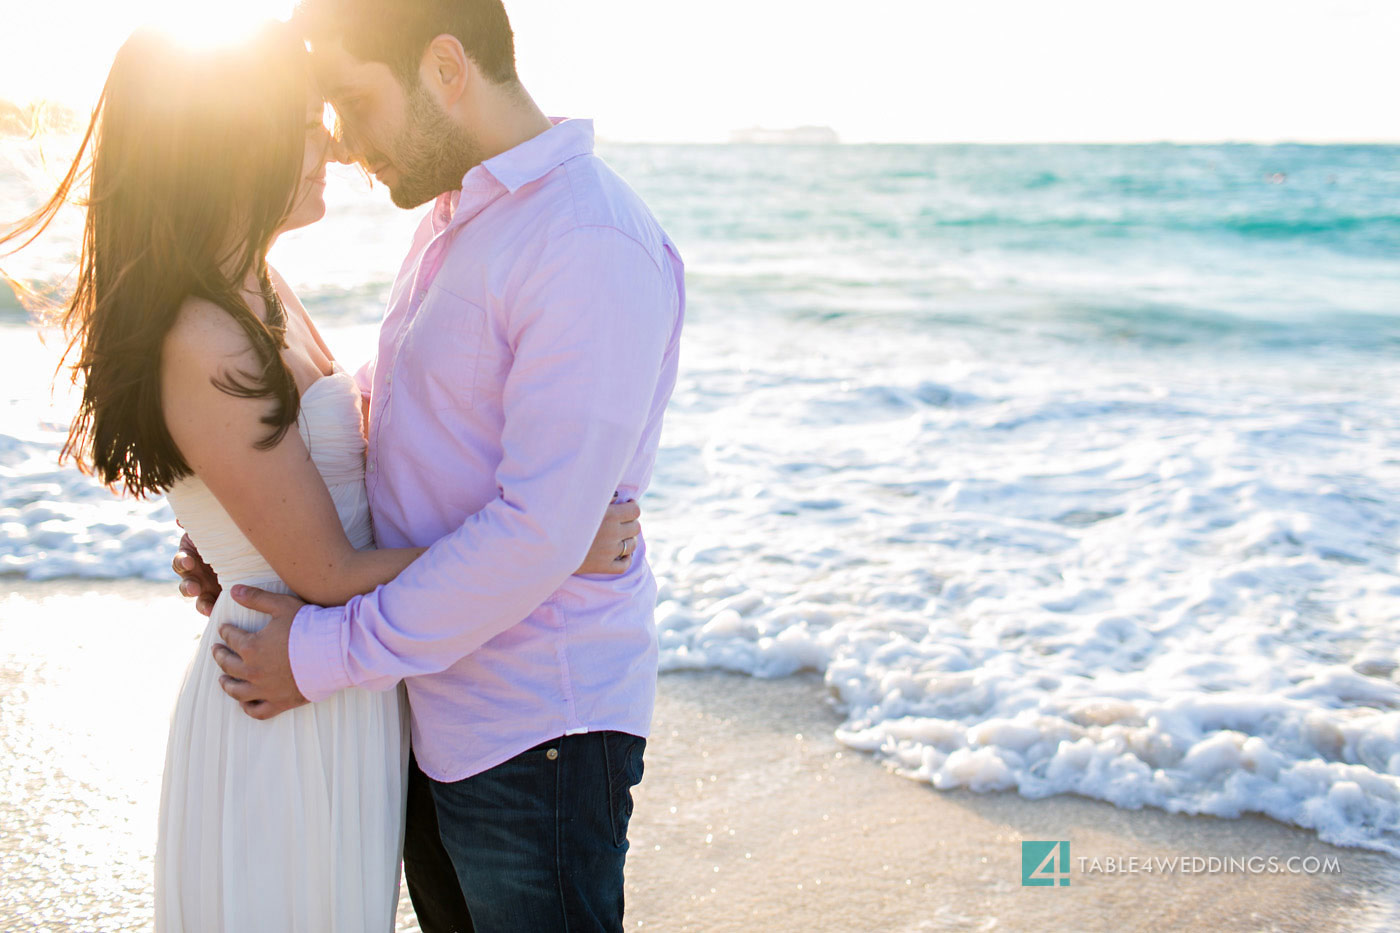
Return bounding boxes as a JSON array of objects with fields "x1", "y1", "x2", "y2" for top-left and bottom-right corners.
[{"x1": 287, "y1": 225, "x2": 677, "y2": 700}]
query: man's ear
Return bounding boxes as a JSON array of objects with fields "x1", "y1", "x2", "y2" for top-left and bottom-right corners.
[{"x1": 420, "y1": 34, "x2": 471, "y2": 107}]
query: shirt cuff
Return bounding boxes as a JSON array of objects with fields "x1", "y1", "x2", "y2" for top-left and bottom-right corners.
[{"x1": 288, "y1": 602, "x2": 353, "y2": 703}]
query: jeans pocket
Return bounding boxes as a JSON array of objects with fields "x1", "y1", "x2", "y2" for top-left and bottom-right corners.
[{"x1": 603, "y1": 732, "x2": 646, "y2": 848}]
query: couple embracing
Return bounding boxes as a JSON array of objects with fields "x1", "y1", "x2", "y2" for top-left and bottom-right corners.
[{"x1": 3, "y1": 0, "x2": 684, "y2": 930}]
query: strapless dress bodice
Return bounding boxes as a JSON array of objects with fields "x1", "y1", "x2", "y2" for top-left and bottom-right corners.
[{"x1": 165, "y1": 369, "x2": 371, "y2": 585}]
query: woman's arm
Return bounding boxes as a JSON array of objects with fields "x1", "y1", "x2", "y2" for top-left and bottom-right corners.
[{"x1": 162, "y1": 297, "x2": 423, "y2": 608}]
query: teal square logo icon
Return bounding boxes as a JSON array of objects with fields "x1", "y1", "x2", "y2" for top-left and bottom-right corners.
[{"x1": 1022, "y1": 840, "x2": 1071, "y2": 887}]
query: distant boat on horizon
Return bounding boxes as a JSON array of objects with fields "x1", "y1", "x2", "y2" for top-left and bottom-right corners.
[{"x1": 729, "y1": 125, "x2": 840, "y2": 145}]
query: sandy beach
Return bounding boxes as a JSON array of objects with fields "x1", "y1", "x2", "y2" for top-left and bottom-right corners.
[
  {"x1": 1, "y1": 579, "x2": 1396, "y2": 932},
  {"x1": 628, "y1": 672, "x2": 1400, "y2": 933}
]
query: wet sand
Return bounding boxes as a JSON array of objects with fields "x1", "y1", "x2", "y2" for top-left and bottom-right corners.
[
  {"x1": 2, "y1": 580, "x2": 1397, "y2": 932},
  {"x1": 627, "y1": 672, "x2": 1400, "y2": 933}
]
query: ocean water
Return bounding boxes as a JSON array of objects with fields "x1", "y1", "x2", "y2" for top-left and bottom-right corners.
[{"x1": 3, "y1": 139, "x2": 1400, "y2": 857}]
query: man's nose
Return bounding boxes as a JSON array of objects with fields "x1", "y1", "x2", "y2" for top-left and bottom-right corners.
[{"x1": 329, "y1": 133, "x2": 357, "y2": 165}]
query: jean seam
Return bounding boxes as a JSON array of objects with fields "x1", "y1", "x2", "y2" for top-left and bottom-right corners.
[
  {"x1": 602, "y1": 733, "x2": 620, "y2": 848},
  {"x1": 624, "y1": 740, "x2": 638, "y2": 828},
  {"x1": 554, "y1": 737, "x2": 569, "y2": 933}
]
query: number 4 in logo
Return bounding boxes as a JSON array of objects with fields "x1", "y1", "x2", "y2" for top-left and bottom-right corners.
[{"x1": 1022, "y1": 840, "x2": 1071, "y2": 887}]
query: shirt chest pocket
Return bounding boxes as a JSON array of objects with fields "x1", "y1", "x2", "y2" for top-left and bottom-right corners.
[{"x1": 401, "y1": 286, "x2": 488, "y2": 411}]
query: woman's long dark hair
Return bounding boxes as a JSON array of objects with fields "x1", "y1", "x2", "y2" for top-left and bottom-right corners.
[{"x1": 0, "y1": 23, "x2": 309, "y2": 498}]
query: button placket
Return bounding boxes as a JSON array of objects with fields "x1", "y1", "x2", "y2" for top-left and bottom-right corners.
[
  {"x1": 364, "y1": 184, "x2": 484, "y2": 492},
  {"x1": 378, "y1": 240, "x2": 438, "y2": 438}
]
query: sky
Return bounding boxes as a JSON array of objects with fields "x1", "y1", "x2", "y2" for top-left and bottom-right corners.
[{"x1": 2, "y1": 0, "x2": 1397, "y2": 143}]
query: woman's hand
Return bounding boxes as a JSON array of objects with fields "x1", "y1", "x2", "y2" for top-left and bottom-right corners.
[
  {"x1": 577, "y1": 497, "x2": 642, "y2": 575},
  {"x1": 173, "y1": 532, "x2": 222, "y2": 616}
]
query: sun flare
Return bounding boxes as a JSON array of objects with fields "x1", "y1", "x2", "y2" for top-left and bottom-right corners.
[
  {"x1": 1, "y1": 0, "x2": 296, "y2": 107},
  {"x1": 140, "y1": 0, "x2": 296, "y2": 48}
]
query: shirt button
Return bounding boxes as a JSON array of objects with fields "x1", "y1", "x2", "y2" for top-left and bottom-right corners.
[
  {"x1": 368, "y1": 462, "x2": 376, "y2": 473},
  {"x1": 546, "y1": 748, "x2": 559, "y2": 761}
]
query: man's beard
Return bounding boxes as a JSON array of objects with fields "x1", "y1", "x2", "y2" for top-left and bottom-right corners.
[{"x1": 384, "y1": 82, "x2": 480, "y2": 209}]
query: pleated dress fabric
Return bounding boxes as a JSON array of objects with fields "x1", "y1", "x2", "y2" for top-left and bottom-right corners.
[{"x1": 155, "y1": 369, "x2": 408, "y2": 932}]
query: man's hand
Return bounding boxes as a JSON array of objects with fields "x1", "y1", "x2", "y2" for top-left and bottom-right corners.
[
  {"x1": 578, "y1": 497, "x2": 642, "y2": 575},
  {"x1": 211, "y1": 585, "x2": 310, "y2": 720},
  {"x1": 173, "y1": 533, "x2": 221, "y2": 617}
]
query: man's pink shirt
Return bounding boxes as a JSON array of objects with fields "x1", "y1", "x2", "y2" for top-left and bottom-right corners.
[{"x1": 287, "y1": 118, "x2": 685, "y2": 782}]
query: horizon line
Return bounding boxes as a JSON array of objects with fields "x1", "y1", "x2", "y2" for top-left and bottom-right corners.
[{"x1": 3, "y1": 98, "x2": 1396, "y2": 148}]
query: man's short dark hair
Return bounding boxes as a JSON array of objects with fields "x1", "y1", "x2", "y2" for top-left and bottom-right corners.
[{"x1": 296, "y1": 0, "x2": 519, "y2": 86}]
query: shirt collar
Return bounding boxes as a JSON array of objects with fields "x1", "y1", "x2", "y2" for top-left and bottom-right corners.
[
  {"x1": 431, "y1": 188, "x2": 460, "y2": 235},
  {"x1": 430, "y1": 117, "x2": 593, "y2": 234},
  {"x1": 478, "y1": 116, "x2": 594, "y2": 195}
]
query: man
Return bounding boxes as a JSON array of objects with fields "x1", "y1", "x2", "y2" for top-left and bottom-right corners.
[{"x1": 176, "y1": 1, "x2": 684, "y2": 929}]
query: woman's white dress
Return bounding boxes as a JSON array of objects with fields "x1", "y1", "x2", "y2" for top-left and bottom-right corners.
[{"x1": 155, "y1": 369, "x2": 408, "y2": 932}]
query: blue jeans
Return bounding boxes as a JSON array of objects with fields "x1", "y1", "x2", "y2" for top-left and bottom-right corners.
[{"x1": 406, "y1": 732, "x2": 646, "y2": 933}]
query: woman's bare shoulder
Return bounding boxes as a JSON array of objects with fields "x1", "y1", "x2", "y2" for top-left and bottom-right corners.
[{"x1": 163, "y1": 295, "x2": 261, "y2": 386}]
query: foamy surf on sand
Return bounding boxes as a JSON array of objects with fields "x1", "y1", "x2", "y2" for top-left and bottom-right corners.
[{"x1": 649, "y1": 314, "x2": 1400, "y2": 855}]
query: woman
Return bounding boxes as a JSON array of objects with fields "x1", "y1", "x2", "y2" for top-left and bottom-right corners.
[{"x1": 1, "y1": 22, "x2": 640, "y2": 931}]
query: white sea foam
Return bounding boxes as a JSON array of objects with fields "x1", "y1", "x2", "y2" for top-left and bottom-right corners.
[
  {"x1": 647, "y1": 315, "x2": 1400, "y2": 855},
  {"x1": 0, "y1": 333, "x2": 176, "y2": 579}
]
